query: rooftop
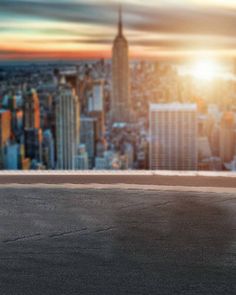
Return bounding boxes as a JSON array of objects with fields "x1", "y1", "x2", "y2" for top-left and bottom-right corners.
[
  {"x1": 150, "y1": 102, "x2": 197, "y2": 111},
  {"x1": 0, "y1": 172, "x2": 235, "y2": 294}
]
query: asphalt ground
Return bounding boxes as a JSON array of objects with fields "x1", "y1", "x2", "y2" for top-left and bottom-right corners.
[{"x1": 0, "y1": 185, "x2": 235, "y2": 294}]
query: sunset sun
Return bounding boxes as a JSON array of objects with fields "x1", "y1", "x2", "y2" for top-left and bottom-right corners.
[{"x1": 190, "y1": 59, "x2": 222, "y2": 81}]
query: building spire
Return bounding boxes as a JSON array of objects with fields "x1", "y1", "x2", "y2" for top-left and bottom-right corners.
[{"x1": 118, "y1": 4, "x2": 123, "y2": 36}]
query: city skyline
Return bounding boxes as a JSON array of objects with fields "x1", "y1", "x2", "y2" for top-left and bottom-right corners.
[
  {"x1": 0, "y1": 1, "x2": 236, "y2": 172},
  {"x1": 1, "y1": 0, "x2": 236, "y2": 61}
]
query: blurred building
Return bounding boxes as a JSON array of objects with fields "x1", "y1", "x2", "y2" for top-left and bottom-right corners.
[
  {"x1": 226, "y1": 156, "x2": 236, "y2": 171},
  {"x1": 198, "y1": 137, "x2": 212, "y2": 160},
  {"x1": 12, "y1": 110, "x2": 23, "y2": 141},
  {"x1": 24, "y1": 128, "x2": 43, "y2": 163},
  {"x1": 124, "y1": 143, "x2": 134, "y2": 169},
  {"x1": 56, "y1": 85, "x2": 80, "y2": 169},
  {"x1": 80, "y1": 116, "x2": 98, "y2": 168},
  {"x1": 149, "y1": 103, "x2": 198, "y2": 170},
  {"x1": 23, "y1": 88, "x2": 43, "y2": 166},
  {"x1": 0, "y1": 110, "x2": 11, "y2": 169},
  {"x1": 111, "y1": 7, "x2": 130, "y2": 123},
  {"x1": 75, "y1": 144, "x2": 89, "y2": 170},
  {"x1": 21, "y1": 158, "x2": 31, "y2": 170},
  {"x1": 24, "y1": 89, "x2": 40, "y2": 129},
  {"x1": 4, "y1": 143, "x2": 19, "y2": 170},
  {"x1": 88, "y1": 80, "x2": 104, "y2": 112},
  {"x1": 42, "y1": 129, "x2": 55, "y2": 169},
  {"x1": 219, "y1": 112, "x2": 235, "y2": 163},
  {"x1": 95, "y1": 157, "x2": 107, "y2": 170},
  {"x1": 198, "y1": 157, "x2": 222, "y2": 171},
  {"x1": 88, "y1": 80, "x2": 105, "y2": 139},
  {"x1": 64, "y1": 74, "x2": 78, "y2": 93}
]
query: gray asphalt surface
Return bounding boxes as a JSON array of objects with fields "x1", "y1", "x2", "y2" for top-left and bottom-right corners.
[
  {"x1": 0, "y1": 174, "x2": 236, "y2": 187},
  {"x1": 0, "y1": 186, "x2": 235, "y2": 294}
]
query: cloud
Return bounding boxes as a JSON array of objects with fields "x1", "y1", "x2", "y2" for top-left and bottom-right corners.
[
  {"x1": 1, "y1": 0, "x2": 236, "y2": 37},
  {"x1": 1, "y1": 0, "x2": 236, "y2": 59},
  {"x1": 0, "y1": 1, "x2": 116, "y2": 26}
]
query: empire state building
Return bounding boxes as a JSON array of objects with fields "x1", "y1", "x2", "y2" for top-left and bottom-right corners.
[{"x1": 111, "y1": 7, "x2": 130, "y2": 123}]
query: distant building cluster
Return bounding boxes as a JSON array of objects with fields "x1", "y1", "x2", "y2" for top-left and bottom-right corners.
[{"x1": 0, "y1": 9, "x2": 236, "y2": 171}]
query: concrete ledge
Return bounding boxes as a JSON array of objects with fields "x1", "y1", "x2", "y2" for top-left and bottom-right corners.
[
  {"x1": 0, "y1": 170, "x2": 235, "y2": 177},
  {"x1": 0, "y1": 171, "x2": 235, "y2": 188}
]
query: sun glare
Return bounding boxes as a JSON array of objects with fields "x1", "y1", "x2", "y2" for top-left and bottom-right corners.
[{"x1": 190, "y1": 59, "x2": 222, "y2": 81}]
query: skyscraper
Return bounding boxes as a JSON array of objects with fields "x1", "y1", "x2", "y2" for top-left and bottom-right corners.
[
  {"x1": 111, "y1": 6, "x2": 130, "y2": 123},
  {"x1": 80, "y1": 116, "x2": 98, "y2": 168},
  {"x1": 149, "y1": 103, "x2": 198, "y2": 170},
  {"x1": 88, "y1": 80, "x2": 105, "y2": 139},
  {"x1": 23, "y1": 89, "x2": 43, "y2": 165},
  {"x1": 24, "y1": 128, "x2": 43, "y2": 164},
  {"x1": 75, "y1": 144, "x2": 89, "y2": 170},
  {"x1": 88, "y1": 80, "x2": 104, "y2": 113},
  {"x1": 42, "y1": 129, "x2": 55, "y2": 169},
  {"x1": 56, "y1": 85, "x2": 80, "y2": 169},
  {"x1": 219, "y1": 111, "x2": 235, "y2": 164},
  {"x1": 24, "y1": 89, "x2": 40, "y2": 129},
  {"x1": 0, "y1": 110, "x2": 11, "y2": 169}
]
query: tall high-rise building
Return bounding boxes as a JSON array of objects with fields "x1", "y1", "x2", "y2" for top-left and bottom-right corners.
[
  {"x1": 75, "y1": 144, "x2": 89, "y2": 170},
  {"x1": 88, "y1": 80, "x2": 104, "y2": 113},
  {"x1": 80, "y1": 116, "x2": 98, "y2": 168},
  {"x1": 56, "y1": 85, "x2": 80, "y2": 169},
  {"x1": 88, "y1": 80, "x2": 105, "y2": 139},
  {"x1": 24, "y1": 128, "x2": 43, "y2": 163},
  {"x1": 0, "y1": 110, "x2": 11, "y2": 147},
  {"x1": 219, "y1": 111, "x2": 235, "y2": 164},
  {"x1": 23, "y1": 89, "x2": 42, "y2": 165},
  {"x1": 4, "y1": 144, "x2": 19, "y2": 170},
  {"x1": 149, "y1": 103, "x2": 198, "y2": 170},
  {"x1": 0, "y1": 110, "x2": 11, "y2": 169},
  {"x1": 42, "y1": 129, "x2": 55, "y2": 169},
  {"x1": 24, "y1": 89, "x2": 40, "y2": 129},
  {"x1": 111, "y1": 6, "x2": 130, "y2": 123}
]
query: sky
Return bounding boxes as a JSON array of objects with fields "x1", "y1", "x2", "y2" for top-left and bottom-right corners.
[{"x1": 1, "y1": 0, "x2": 236, "y2": 61}]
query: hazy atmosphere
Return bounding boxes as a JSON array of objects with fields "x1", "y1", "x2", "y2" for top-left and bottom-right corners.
[{"x1": 2, "y1": 0, "x2": 236, "y2": 60}]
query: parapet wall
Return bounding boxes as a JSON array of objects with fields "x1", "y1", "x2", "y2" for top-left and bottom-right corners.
[{"x1": 0, "y1": 170, "x2": 235, "y2": 188}]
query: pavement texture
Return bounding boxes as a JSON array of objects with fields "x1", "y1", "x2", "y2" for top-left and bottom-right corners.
[{"x1": 0, "y1": 185, "x2": 235, "y2": 294}]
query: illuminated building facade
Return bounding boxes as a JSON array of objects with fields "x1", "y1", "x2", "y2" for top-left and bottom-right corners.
[
  {"x1": 56, "y1": 85, "x2": 80, "y2": 170},
  {"x1": 219, "y1": 112, "x2": 235, "y2": 164},
  {"x1": 111, "y1": 7, "x2": 130, "y2": 123},
  {"x1": 149, "y1": 103, "x2": 198, "y2": 170},
  {"x1": 0, "y1": 110, "x2": 11, "y2": 169}
]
